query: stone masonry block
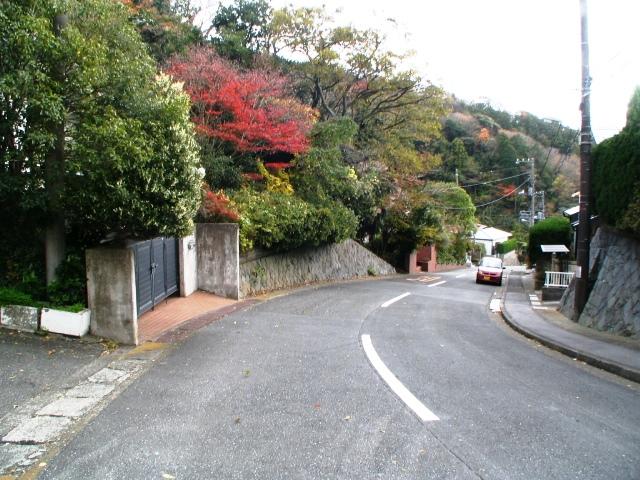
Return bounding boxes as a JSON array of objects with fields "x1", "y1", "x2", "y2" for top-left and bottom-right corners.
[{"x1": 1, "y1": 305, "x2": 39, "y2": 333}]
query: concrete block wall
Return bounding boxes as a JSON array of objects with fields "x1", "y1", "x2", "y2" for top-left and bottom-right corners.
[
  {"x1": 196, "y1": 223, "x2": 240, "y2": 300},
  {"x1": 86, "y1": 248, "x2": 138, "y2": 345}
]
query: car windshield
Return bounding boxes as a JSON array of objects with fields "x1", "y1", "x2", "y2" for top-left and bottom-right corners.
[{"x1": 480, "y1": 257, "x2": 502, "y2": 268}]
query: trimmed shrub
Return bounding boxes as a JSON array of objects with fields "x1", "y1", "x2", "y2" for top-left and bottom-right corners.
[
  {"x1": 592, "y1": 89, "x2": 640, "y2": 237},
  {"x1": 496, "y1": 239, "x2": 518, "y2": 255},
  {"x1": 528, "y1": 216, "x2": 571, "y2": 265},
  {"x1": 232, "y1": 189, "x2": 357, "y2": 252}
]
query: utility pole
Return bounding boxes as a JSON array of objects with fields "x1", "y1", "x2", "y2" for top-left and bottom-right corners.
[
  {"x1": 574, "y1": 0, "x2": 592, "y2": 318},
  {"x1": 516, "y1": 157, "x2": 535, "y2": 226},
  {"x1": 530, "y1": 158, "x2": 535, "y2": 227}
]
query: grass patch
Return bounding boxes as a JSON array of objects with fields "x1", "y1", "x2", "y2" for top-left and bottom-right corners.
[{"x1": 0, "y1": 286, "x2": 85, "y2": 312}]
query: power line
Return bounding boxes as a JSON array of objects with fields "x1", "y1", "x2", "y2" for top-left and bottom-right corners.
[
  {"x1": 431, "y1": 179, "x2": 529, "y2": 211},
  {"x1": 460, "y1": 172, "x2": 528, "y2": 189}
]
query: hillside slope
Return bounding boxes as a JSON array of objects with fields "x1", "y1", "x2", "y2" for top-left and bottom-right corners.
[{"x1": 424, "y1": 101, "x2": 580, "y2": 231}]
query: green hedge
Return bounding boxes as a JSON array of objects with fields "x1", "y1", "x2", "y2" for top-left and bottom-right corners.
[
  {"x1": 496, "y1": 238, "x2": 518, "y2": 254},
  {"x1": 592, "y1": 93, "x2": 640, "y2": 236},
  {"x1": 528, "y1": 216, "x2": 571, "y2": 265},
  {"x1": 232, "y1": 189, "x2": 357, "y2": 252}
]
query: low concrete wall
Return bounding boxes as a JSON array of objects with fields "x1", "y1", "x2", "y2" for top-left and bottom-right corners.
[
  {"x1": 434, "y1": 263, "x2": 467, "y2": 273},
  {"x1": 560, "y1": 227, "x2": 640, "y2": 337},
  {"x1": 86, "y1": 248, "x2": 138, "y2": 345},
  {"x1": 239, "y1": 239, "x2": 396, "y2": 297},
  {"x1": 196, "y1": 223, "x2": 239, "y2": 300},
  {"x1": 179, "y1": 234, "x2": 197, "y2": 297},
  {"x1": 541, "y1": 286, "x2": 565, "y2": 301},
  {"x1": 0, "y1": 305, "x2": 39, "y2": 333}
]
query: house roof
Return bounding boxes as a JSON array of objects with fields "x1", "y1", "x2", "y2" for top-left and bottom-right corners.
[
  {"x1": 563, "y1": 205, "x2": 580, "y2": 217},
  {"x1": 472, "y1": 226, "x2": 512, "y2": 241},
  {"x1": 540, "y1": 244, "x2": 570, "y2": 253}
]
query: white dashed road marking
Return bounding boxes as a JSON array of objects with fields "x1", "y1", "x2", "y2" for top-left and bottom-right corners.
[
  {"x1": 427, "y1": 281, "x2": 447, "y2": 288},
  {"x1": 489, "y1": 299, "x2": 501, "y2": 312},
  {"x1": 361, "y1": 335, "x2": 439, "y2": 422},
  {"x1": 380, "y1": 292, "x2": 411, "y2": 308}
]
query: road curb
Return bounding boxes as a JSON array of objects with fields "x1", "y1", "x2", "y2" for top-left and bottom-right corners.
[{"x1": 500, "y1": 272, "x2": 640, "y2": 384}]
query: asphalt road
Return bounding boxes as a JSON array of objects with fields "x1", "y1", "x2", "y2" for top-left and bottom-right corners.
[
  {"x1": 40, "y1": 269, "x2": 640, "y2": 479},
  {"x1": 0, "y1": 330, "x2": 105, "y2": 421}
]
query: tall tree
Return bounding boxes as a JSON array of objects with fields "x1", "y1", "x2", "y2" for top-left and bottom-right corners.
[
  {"x1": 123, "y1": 0, "x2": 203, "y2": 64},
  {"x1": 0, "y1": 0, "x2": 202, "y2": 285},
  {"x1": 210, "y1": 0, "x2": 272, "y2": 65},
  {"x1": 267, "y1": 6, "x2": 447, "y2": 181},
  {"x1": 166, "y1": 46, "x2": 316, "y2": 157}
]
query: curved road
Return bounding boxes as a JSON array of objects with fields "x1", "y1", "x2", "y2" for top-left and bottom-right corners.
[{"x1": 41, "y1": 269, "x2": 640, "y2": 479}]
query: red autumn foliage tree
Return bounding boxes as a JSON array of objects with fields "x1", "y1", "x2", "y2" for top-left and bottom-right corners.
[
  {"x1": 497, "y1": 183, "x2": 517, "y2": 197},
  {"x1": 197, "y1": 186, "x2": 240, "y2": 223},
  {"x1": 166, "y1": 47, "x2": 316, "y2": 155}
]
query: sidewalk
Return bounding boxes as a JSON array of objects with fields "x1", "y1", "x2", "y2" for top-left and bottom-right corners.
[
  {"x1": 0, "y1": 294, "x2": 258, "y2": 477},
  {"x1": 502, "y1": 269, "x2": 640, "y2": 383}
]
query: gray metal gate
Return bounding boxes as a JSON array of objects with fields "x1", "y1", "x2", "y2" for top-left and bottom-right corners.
[{"x1": 132, "y1": 237, "x2": 178, "y2": 316}]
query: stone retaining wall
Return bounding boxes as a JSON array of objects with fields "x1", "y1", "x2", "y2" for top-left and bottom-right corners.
[
  {"x1": 239, "y1": 239, "x2": 396, "y2": 298},
  {"x1": 559, "y1": 227, "x2": 640, "y2": 337}
]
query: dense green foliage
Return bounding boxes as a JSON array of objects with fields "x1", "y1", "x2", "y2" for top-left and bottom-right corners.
[
  {"x1": 592, "y1": 88, "x2": 640, "y2": 237},
  {"x1": 0, "y1": 287, "x2": 40, "y2": 308},
  {"x1": 527, "y1": 216, "x2": 572, "y2": 265},
  {"x1": 0, "y1": 0, "x2": 201, "y2": 303},
  {"x1": 210, "y1": 0, "x2": 271, "y2": 65},
  {"x1": 124, "y1": 0, "x2": 203, "y2": 64},
  {"x1": 496, "y1": 238, "x2": 518, "y2": 255},
  {"x1": 65, "y1": 73, "x2": 202, "y2": 243},
  {"x1": 232, "y1": 189, "x2": 357, "y2": 252},
  {"x1": 371, "y1": 182, "x2": 475, "y2": 266},
  {"x1": 291, "y1": 118, "x2": 385, "y2": 238}
]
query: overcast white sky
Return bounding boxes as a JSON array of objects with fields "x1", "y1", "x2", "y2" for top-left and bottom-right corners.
[{"x1": 193, "y1": 0, "x2": 640, "y2": 141}]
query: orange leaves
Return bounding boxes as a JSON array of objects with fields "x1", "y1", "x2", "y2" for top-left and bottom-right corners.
[
  {"x1": 476, "y1": 127, "x2": 491, "y2": 142},
  {"x1": 496, "y1": 183, "x2": 517, "y2": 196}
]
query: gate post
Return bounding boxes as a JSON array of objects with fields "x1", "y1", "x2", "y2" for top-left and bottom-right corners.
[
  {"x1": 86, "y1": 247, "x2": 138, "y2": 345},
  {"x1": 178, "y1": 233, "x2": 198, "y2": 297},
  {"x1": 196, "y1": 223, "x2": 240, "y2": 300}
]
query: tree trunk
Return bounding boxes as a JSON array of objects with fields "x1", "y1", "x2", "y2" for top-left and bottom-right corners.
[
  {"x1": 45, "y1": 119, "x2": 66, "y2": 284},
  {"x1": 45, "y1": 13, "x2": 68, "y2": 285}
]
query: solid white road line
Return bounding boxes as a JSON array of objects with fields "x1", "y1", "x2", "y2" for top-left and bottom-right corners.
[
  {"x1": 361, "y1": 334, "x2": 439, "y2": 422},
  {"x1": 427, "y1": 281, "x2": 447, "y2": 288},
  {"x1": 380, "y1": 292, "x2": 411, "y2": 308}
]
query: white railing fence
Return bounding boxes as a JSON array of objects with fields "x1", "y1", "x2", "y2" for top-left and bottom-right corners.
[{"x1": 544, "y1": 271, "x2": 574, "y2": 288}]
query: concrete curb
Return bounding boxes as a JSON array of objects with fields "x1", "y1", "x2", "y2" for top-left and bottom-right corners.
[{"x1": 500, "y1": 271, "x2": 640, "y2": 384}]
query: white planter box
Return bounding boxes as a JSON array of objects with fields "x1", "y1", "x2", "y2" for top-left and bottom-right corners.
[
  {"x1": 40, "y1": 308, "x2": 90, "y2": 337},
  {"x1": 1, "y1": 305, "x2": 40, "y2": 332}
]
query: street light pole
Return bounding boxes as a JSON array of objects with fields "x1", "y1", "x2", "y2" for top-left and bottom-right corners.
[{"x1": 574, "y1": 0, "x2": 592, "y2": 318}]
